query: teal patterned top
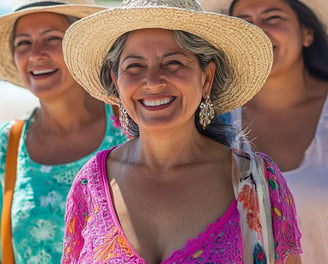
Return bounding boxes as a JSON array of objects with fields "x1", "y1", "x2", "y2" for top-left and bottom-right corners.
[{"x1": 0, "y1": 104, "x2": 127, "y2": 263}]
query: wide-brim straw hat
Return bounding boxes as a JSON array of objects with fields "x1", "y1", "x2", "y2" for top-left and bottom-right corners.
[
  {"x1": 199, "y1": 0, "x2": 328, "y2": 33},
  {"x1": 63, "y1": 0, "x2": 273, "y2": 114},
  {"x1": 0, "y1": 0, "x2": 106, "y2": 88}
]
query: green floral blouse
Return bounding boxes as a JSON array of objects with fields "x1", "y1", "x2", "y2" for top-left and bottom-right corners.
[{"x1": 0, "y1": 104, "x2": 127, "y2": 263}]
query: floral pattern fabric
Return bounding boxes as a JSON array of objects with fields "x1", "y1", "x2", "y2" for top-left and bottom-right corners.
[
  {"x1": 0, "y1": 104, "x2": 127, "y2": 263},
  {"x1": 61, "y1": 148, "x2": 301, "y2": 263}
]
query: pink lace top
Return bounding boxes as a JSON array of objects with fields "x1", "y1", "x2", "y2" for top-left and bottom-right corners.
[{"x1": 61, "y1": 149, "x2": 301, "y2": 263}]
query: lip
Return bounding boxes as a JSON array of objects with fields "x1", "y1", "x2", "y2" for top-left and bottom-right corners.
[{"x1": 29, "y1": 68, "x2": 58, "y2": 79}]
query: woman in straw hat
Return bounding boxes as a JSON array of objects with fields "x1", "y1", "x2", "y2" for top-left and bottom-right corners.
[
  {"x1": 61, "y1": 0, "x2": 302, "y2": 263},
  {"x1": 200, "y1": 0, "x2": 328, "y2": 262},
  {"x1": 0, "y1": 0, "x2": 128, "y2": 263}
]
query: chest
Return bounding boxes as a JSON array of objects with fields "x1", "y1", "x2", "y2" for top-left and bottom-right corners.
[
  {"x1": 243, "y1": 101, "x2": 323, "y2": 171},
  {"x1": 11, "y1": 163, "x2": 75, "y2": 263},
  {"x1": 112, "y1": 170, "x2": 235, "y2": 262},
  {"x1": 81, "y1": 196, "x2": 242, "y2": 264}
]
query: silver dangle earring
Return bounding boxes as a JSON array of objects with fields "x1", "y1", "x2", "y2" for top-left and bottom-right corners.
[
  {"x1": 119, "y1": 102, "x2": 129, "y2": 133},
  {"x1": 199, "y1": 95, "x2": 215, "y2": 130}
]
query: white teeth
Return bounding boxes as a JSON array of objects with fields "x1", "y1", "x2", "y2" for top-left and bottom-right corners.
[
  {"x1": 32, "y1": 69, "x2": 56, "y2": 75},
  {"x1": 143, "y1": 97, "x2": 173, "y2": 106}
]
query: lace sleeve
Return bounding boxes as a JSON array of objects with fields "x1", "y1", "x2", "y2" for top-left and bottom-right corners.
[{"x1": 260, "y1": 153, "x2": 302, "y2": 263}]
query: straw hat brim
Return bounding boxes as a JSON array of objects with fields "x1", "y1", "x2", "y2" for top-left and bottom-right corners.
[
  {"x1": 63, "y1": 7, "x2": 273, "y2": 114},
  {"x1": 0, "y1": 4, "x2": 106, "y2": 88}
]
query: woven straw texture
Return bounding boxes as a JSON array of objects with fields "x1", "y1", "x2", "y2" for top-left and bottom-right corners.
[
  {"x1": 63, "y1": 0, "x2": 273, "y2": 114},
  {"x1": 0, "y1": 0, "x2": 106, "y2": 87},
  {"x1": 199, "y1": 0, "x2": 328, "y2": 33}
]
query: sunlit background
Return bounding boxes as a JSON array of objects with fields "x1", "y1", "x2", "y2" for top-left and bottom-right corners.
[{"x1": 0, "y1": 0, "x2": 122, "y2": 125}]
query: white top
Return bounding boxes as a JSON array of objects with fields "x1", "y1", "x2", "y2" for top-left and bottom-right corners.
[{"x1": 231, "y1": 96, "x2": 328, "y2": 263}]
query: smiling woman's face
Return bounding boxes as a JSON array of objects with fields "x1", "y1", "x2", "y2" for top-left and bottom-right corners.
[
  {"x1": 13, "y1": 12, "x2": 79, "y2": 99},
  {"x1": 112, "y1": 28, "x2": 214, "y2": 133},
  {"x1": 231, "y1": 0, "x2": 313, "y2": 78}
]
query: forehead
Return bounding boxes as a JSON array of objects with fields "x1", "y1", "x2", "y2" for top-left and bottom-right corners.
[
  {"x1": 121, "y1": 28, "x2": 184, "y2": 57},
  {"x1": 232, "y1": 0, "x2": 292, "y2": 14},
  {"x1": 15, "y1": 12, "x2": 70, "y2": 33}
]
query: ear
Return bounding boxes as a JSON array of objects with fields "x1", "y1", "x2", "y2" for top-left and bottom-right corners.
[
  {"x1": 302, "y1": 25, "x2": 314, "y2": 47},
  {"x1": 111, "y1": 70, "x2": 120, "y2": 95},
  {"x1": 202, "y1": 61, "x2": 216, "y2": 98}
]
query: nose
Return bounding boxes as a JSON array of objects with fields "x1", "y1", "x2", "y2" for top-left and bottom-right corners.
[
  {"x1": 250, "y1": 18, "x2": 270, "y2": 36},
  {"x1": 144, "y1": 68, "x2": 165, "y2": 90},
  {"x1": 29, "y1": 41, "x2": 47, "y2": 61}
]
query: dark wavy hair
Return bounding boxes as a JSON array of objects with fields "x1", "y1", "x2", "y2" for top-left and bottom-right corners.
[{"x1": 229, "y1": 0, "x2": 328, "y2": 80}]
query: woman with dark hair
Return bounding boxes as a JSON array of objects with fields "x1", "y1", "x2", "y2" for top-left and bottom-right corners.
[{"x1": 201, "y1": 0, "x2": 328, "y2": 262}]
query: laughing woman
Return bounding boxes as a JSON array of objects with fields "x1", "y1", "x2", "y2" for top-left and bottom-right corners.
[
  {"x1": 0, "y1": 0, "x2": 127, "y2": 263},
  {"x1": 61, "y1": 0, "x2": 302, "y2": 263}
]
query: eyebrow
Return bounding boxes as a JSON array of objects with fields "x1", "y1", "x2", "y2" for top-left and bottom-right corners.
[
  {"x1": 237, "y1": 7, "x2": 284, "y2": 19},
  {"x1": 15, "y1": 29, "x2": 64, "y2": 38},
  {"x1": 121, "y1": 51, "x2": 187, "y2": 64}
]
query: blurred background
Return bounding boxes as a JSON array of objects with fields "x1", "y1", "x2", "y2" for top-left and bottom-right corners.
[{"x1": 0, "y1": 0, "x2": 122, "y2": 126}]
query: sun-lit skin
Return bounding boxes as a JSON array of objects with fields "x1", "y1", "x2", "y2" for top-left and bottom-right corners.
[
  {"x1": 14, "y1": 12, "x2": 83, "y2": 102},
  {"x1": 232, "y1": 0, "x2": 313, "y2": 80},
  {"x1": 112, "y1": 28, "x2": 215, "y2": 136}
]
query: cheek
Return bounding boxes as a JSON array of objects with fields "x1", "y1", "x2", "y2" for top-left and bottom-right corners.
[
  {"x1": 116, "y1": 74, "x2": 138, "y2": 97},
  {"x1": 14, "y1": 52, "x2": 25, "y2": 71}
]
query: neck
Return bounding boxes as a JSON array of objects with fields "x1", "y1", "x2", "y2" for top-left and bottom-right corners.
[
  {"x1": 35, "y1": 91, "x2": 104, "y2": 133},
  {"x1": 128, "y1": 121, "x2": 216, "y2": 172},
  {"x1": 248, "y1": 65, "x2": 312, "y2": 111}
]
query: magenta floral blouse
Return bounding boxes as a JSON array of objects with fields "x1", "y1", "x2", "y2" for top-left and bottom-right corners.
[{"x1": 61, "y1": 149, "x2": 301, "y2": 263}]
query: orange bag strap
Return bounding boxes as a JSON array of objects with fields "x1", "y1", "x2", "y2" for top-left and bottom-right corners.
[
  {"x1": 112, "y1": 105, "x2": 119, "y2": 118},
  {"x1": 1, "y1": 120, "x2": 25, "y2": 264}
]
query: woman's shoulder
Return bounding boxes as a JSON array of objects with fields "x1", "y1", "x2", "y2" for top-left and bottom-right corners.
[
  {"x1": 233, "y1": 150, "x2": 302, "y2": 259},
  {"x1": 257, "y1": 152, "x2": 302, "y2": 258}
]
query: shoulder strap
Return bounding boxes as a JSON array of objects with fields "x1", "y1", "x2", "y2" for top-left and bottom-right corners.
[
  {"x1": 1, "y1": 120, "x2": 25, "y2": 264},
  {"x1": 112, "y1": 105, "x2": 119, "y2": 118}
]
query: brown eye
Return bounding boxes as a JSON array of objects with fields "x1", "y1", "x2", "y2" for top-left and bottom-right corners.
[
  {"x1": 266, "y1": 15, "x2": 283, "y2": 24},
  {"x1": 14, "y1": 39, "x2": 31, "y2": 48},
  {"x1": 163, "y1": 60, "x2": 183, "y2": 71},
  {"x1": 125, "y1": 63, "x2": 145, "y2": 74}
]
